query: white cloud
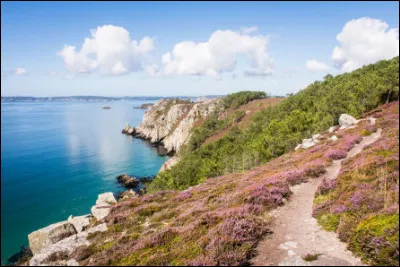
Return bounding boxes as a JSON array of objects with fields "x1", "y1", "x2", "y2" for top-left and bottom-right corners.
[
  {"x1": 15, "y1": 68, "x2": 27, "y2": 75},
  {"x1": 57, "y1": 25, "x2": 155, "y2": 76},
  {"x1": 306, "y1": 60, "x2": 329, "y2": 72},
  {"x1": 161, "y1": 29, "x2": 274, "y2": 79},
  {"x1": 240, "y1": 26, "x2": 258, "y2": 34},
  {"x1": 332, "y1": 17, "x2": 399, "y2": 72},
  {"x1": 145, "y1": 64, "x2": 160, "y2": 76}
]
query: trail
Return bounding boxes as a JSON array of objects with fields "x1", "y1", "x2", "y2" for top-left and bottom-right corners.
[{"x1": 251, "y1": 128, "x2": 382, "y2": 266}]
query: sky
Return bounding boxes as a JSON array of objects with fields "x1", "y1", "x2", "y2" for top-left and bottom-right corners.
[{"x1": 1, "y1": 1, "x2": 399, "y2": 97}]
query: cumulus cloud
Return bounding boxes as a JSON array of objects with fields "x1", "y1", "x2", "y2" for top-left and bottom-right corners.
[
  {"x1": 305, "y1": 60, "x2": 329, "y2": 72},
  {"x1": 332, "y1": 17, "x2": 399, "y2": 72},
  {"x1": 57, "y1": 25, "x2": 155, "y2": 76},
  {"x1": 161, "y1": 29, "x2": 274, "y2": 79},
  {"x1": 15, "y1": 68, "x2": 27, "y2": 75}
]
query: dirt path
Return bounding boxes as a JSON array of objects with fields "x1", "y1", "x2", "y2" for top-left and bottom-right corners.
[{"x1": 251, "y1": 128, "x2": 382, "y2": 266}]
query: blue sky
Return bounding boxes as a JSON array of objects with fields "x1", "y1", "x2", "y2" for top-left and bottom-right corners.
[{"x1": 1, "y1": 1, "x2": 398, "y2": 97}]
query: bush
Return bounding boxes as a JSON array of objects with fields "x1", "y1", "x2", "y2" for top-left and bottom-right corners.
[{"x1": 222, "y1": 91, "x2": 268, "y2": 109}]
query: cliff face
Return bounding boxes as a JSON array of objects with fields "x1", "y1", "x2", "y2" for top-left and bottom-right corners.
[
  {"x1": 134, "y1": 99, "x2": 193, "y2": 144},
  {"x1": 135, "y1": 98, "x2": 222, "y2": 153}
]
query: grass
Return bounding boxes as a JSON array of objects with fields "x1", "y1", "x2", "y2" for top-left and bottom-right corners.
[{"x1": 302, "y1": 253, "x2": 321, "y2": 261}]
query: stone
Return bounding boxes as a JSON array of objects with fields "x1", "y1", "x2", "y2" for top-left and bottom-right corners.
[
  {"x1": 328, "y1": 126, "x2": 337, "y2": 133},
  {"x1": 96, "y1": 192, "x2": 116, "y2": 206},
  {"x1": 67, "y1": 259, "x2": 80, "y2": 266},
  {"x1": 67, "y1": 215, "x2": 91, "y2": 233},
  {"x1": 301, "y1": 138, "x2": 315, "y2": 149},
  {"x1": 28, "y1": 221, "x2": 77, "y2": 255},
  {"x1": 118, "y1": 189, "x2": 139, "y2": 201},
  {"x1": 116, "y1": 174, "x2": 140, "y2": 188},
  {"x1": 29, "y1": 223, "x2": 107, "y2": 266},
  {"x1": 330, "y1": 135, "x2": 338, "y2": 141},
  {"x1": 339, "y1": 114, "x2": 358, "y2": 128},
  {"x1": 295, "y1": 144, "x2": 302, "y2": 151},
  {"x1": 91, "y1": 192, "x2": 116, "y2": 220},
  {"x1": 312, "y1": 134, "x2": 320, "y2": 143}
]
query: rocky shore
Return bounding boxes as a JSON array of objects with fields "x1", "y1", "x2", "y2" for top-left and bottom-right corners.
[{"x1": 122, "y1": 98, "x2": 222, "y2": 172}]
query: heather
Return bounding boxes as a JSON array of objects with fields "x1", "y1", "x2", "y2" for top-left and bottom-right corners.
[
  {"x1": 68, "y1": 118, "x2": 358, "y2": 266},
  {"x1": 149, "y1": 56, "x2": 399, "y2": 192},
  {"x1": 312, "y1": 102, "x2": 399, "y2": 266}
]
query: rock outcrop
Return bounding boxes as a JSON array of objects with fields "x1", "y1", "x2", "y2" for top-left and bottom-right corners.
[
  {"x1": 128, "y1": 98, "x2": 222, "y2": 171},
  {"x1": 163, "y1": 99, "x2": 221, "y2": 153},
  {"x1": 90, "y1": 192, "x2": 117, "y2": 221},
  {"x1": 67, "y1": 215, "x2": 91, "y2": 233},
  {"x1": 28, "y1": 221, "x2": 77, "y2": 255},
  {"x1": 134, "y1": 99, "x2": 193, "y2": 144},
  {"x1": 27, "y1": 192, "x2": 117, "y2": 265},
  {"x1": 122, "y1": 124, "x2": 135, "y2": 135},
  {"x1": 116, "y1": 174, "x2": 140, "y2": 188},
  {"x1": 29, "y1": 223, "x2": 108, "y2": 266}
]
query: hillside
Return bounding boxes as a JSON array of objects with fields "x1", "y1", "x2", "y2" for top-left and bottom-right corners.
[
  {"x1": 16, "y1": 57, "x2": 399, "y2": 266},
  {"x1": 22, "y1": 101, "x2": 398, "y2": 266},
  {"x1": 149, "y1": 57, "x2": 399, "y2": 192}
]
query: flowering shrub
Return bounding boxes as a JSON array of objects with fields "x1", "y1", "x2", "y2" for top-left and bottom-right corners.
[{"x1": 325, "y1": 149, "x2": 347, "y2": 160}]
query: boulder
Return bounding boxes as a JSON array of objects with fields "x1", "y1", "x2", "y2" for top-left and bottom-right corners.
[
  {"x1": 28, "y1": 221, "x2": 77, "y2": 255},
  {"x1": 90, "y1": 193, "x2": 116, "y2": 220},
  {"x1": 330, "y1": 135, "x2": 338, "y2": 141},
  {"x1": 312, "y1": 134, "x2": 321, "y2": 143},
  {"x1": 328, "y1": 126, "x2": 337, "y2": 133},
  {"x1": 118, "y1": 189, "x2": 139, "y2": 201},
  {"x1": 67, "y1": 215, "x2": 92, "y2": 233},
  {"x1": 29, "y1": 223, "x2": 107, "y2": 266},
  {"x1": 295, "y1": 144, "x2": 302, "y2": 151},
  {"x1": 116, "y1": 174, "x2": 140, "y2": 188},
  {"x1": 122, "y1": 124, "x2": 135, "y2": 135},
  {"x1": 301, "y1": 138, "x2": 315, "y2": 149},
  {"x1": 339, "y1": 114, "x2": 358, "y2": 128}
]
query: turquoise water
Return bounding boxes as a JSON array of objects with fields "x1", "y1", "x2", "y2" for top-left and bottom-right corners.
[{"x1": 1, "y1": 100, "x2": 168, "y2": 264}]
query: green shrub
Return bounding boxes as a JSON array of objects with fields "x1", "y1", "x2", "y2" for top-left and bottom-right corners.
[
  {"x1": 350, "y1": 214, "x2": 399, "y2": 266},
  {"x1": 222, "y1": 91, "x2": 268, "y2": 109}
]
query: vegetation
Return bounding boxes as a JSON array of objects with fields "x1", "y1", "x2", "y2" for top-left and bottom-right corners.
[
  {"x1": 312, "y1": 102, "x2": 399, "y2": 266},
  {"x1": 222, "y1": 91, "x2": 268, "y2": 109},
  {"x1": 302, "y1": 253, "x2": 321, "y2": 261},
  {"x1": 66, "y1": 100, "x2": 395, "y2": 266},
  {"x1": 149, "y1": 57, "x2": 399, "y2": 192}
]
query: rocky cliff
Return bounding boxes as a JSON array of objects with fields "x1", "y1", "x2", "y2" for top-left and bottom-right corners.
[{"x1": 134, "y1": 98, "x2": 222, "y2": 153}]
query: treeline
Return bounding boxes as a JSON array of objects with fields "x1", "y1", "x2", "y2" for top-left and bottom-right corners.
[{"x1": 148, "y1": 57, "x2": 399, "y2": 192}]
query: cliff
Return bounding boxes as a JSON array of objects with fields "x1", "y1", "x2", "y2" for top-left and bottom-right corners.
[{"x1": 133, "y1": 98, "x2": 222, "y2": 160}]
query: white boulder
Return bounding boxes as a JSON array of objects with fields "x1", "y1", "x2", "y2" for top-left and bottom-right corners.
[
  {"x1": 339, "y1": 114, "x2": 358, "y2": 128},
  {"x1": 295, "y1": 144, "x2": 302, "y2": 151},
  {"x1": 28, "y1": 221, "x2": 77, "y2": 255},
  {"x1": 301, "y1": 138, "x2": 315, "y2": 149},
  {"x1": 330, "y1": 135, "x2": 338, "y2": 141},
  {"x1": 328, "y1": 126, "x2": 337, "y2": 133},
  {"x1": 67, "y1": 215, "x2": 92, "y2": 233},
  {"x1": 91, "y1": 192, "x2": 116, "y2": 220},
  {"x1": 312, "y1": 134, "x2": 321, "y2": 143}
]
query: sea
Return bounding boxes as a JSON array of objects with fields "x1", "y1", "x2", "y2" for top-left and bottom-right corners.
[{"x1": 0, "y1": 100, "x2": 168, "y2": 264}]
